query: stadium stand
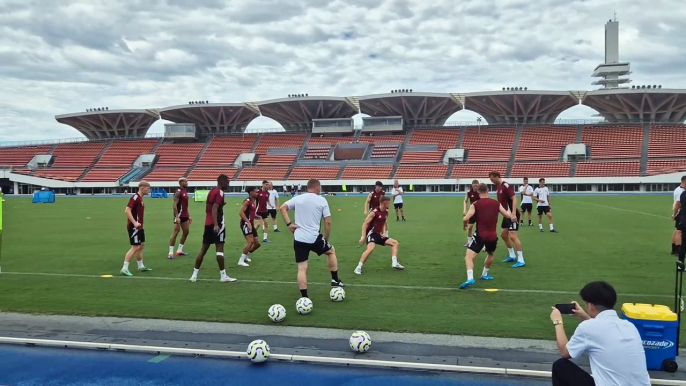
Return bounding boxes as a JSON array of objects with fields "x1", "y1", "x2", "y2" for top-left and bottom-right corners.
[
  {"x1": 400, "y1": 151, "x2": 443, "y2": 164},
  {"x1": 96, "y1": 139, "x2": 158, "y2": 167},
  {"x1": 256, "y1": 154, "x2": 297, "y2": 166},
  {"x1": 34, "y1": 168, "x2": 85, "y2": 181},
  {"x1": 371, "y1": 144, "x2": 400, "y2": 158},
  {"x1": 304, "y1": 146, "x2": 331, "y2": 160},
  {"x1": 357, "y1": 134, "x2": 406, "y2": 143},
  {"x1": 0, "y1": 146, "x2": 50, "y2": 167},
  {"x1": 452, "y1": 163, "x2": 508, "y2": 178},
  {"x1": 154, "y1": 142, "x2": 205, "y2": 167},
  {"x1": 308, "y1": 135, "x2": 355, "y2": 146},
  {"x1": 145, "y1": 168, "x2": 189, "y2": 181},
  {"x1": 196, "y1": 135, "x2": 257, "y2": 166},
  {"x1": 253, "y1": 133, "x2": 306, "y2": 154},
  {"x1": 648, "y1": 125, "x2": 686, "y2": 158},
  {"x1": 461, "y1": 127, "x2": 516, "y2": 162},
  {"x1": 81, "y1": 168, "x2": 129, "y2": 182},
  {"x1": 581, "y1": 126, "x2": 643, "y2": 159},
  {"x1": 187, "y1": 167, "x2": 238, "y2": 181},
  {"x1": 510, "y1": 162, "x2": 571, "y2": 178},
  {"x1": 516, "y1": 126, "x2": 577, "y2": 161},
  {"x1": 408, "y1": 129, "x2": 460, "y2": 150},
  {"x1": 575, "y1": 160, "x2": 640, "y2": 177},
  {"x1": 395, "y1": 165, "x2": 448, "y2": 179},
  {"x1": 236, "y1": 167, "x2": 289, "y2": 181},
  {"x1": 340, "y1": 166, "x2": 393, "y2": 179},
  {"x1": 289, "y1": 167, "x2": 340, "y2": 180},
  {"x1": 646, "y1": 159, "x2": 686, "y2": 175},
  {"x1": 51, "y1": 142, "x2": 106, "y2": 167}
]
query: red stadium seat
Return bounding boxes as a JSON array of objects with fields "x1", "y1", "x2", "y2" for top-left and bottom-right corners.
[
  {"x1": 462, "y1": 127, "x2": 516, "y2": 162},
  {"x1": 187, "y1": 167, "x2": 238, "y2": 181},
  {"x1": 51, "y1": 142, "x2": 106, "y2": 167},
  {"x1": 581, "y1": 126, "x2": 643, "y2": 159},
  {"x1": 253, "y1": 133, "x2": 306, "y2": 154},
  {"x1": 340, "y1": 166, "x2": 393, "y2": 179},
  {"x1": 451, "y1": 163, "x2": 508, "y2": 179},
  {"x1": 371, "y1": 144, "x2": 400, "y2": 158},
  {"x1": 81, "y1": 168, "x2": 129, "y2": 182},
  {"x1": 511, "y1": 162, "x2": 571, "y2": 178},
  {"x1": 395, "y1": 165, "x2": 448, "y2": 179},
  {"x1": 96, "y1": 140, "x2": 158, "y2": 167},
  {"x1": 236, "y1": 167, "x2": 289, "y2": 181},
  {"x1": 357, "y1": 135, "x2": 406, "y2": 143},
  {"x1": 304, "y1": 146, "x2": 331, "y2": 160},
  {"x1": 400, "y1": 151, "x2": 444, "y2": 164},
  {"x1": 646, "y1": 159, "x2": 686, "y2": 175},
  {"x1": 256, "y1": 155, "x2": 297, "y2": 166},
  {"x1": 196, "y1": 135, "x2": 258, "y2": 167},
  {"x1": 34, "y1": 168, "x2": 85, "y2": 181},
  {"x1": 516, "y1": 126, "x2": 577, "y2": 161},
  {"x1": 648, "y1": 125, "x2": 686, "y2": 158},
  {"x1": 308, "y1": 135, "x2": 355, "y2": 146},
  {"x1": 289, "y1": 167, "x2": 340, "y2": 180},
  {"x1": 0, "y1": 146, "x2": 51, "y2": 167},
  {"x1": 575, "y1": 161, "x2": 640, "y2": 177},
  {"x1": 154, "y1": 143, "x2": 205, "y2": 167},
  {"x1": 145, "y1": 168, "x2": 189, "y2": 182},
  {"x1": 408, "y1": 129, "x2": 460, "y2": 150}
]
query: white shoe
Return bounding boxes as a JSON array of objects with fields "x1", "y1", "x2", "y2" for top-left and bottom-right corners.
[
  {"x1": 189, "y1": 276, "x2": 197, "y2": 282},
  {"x1": 354, "y1": 267, "x2": 362, "y2": 275},
  {"x1": 238, "y1": 261, "x2": 250, "y2": 267},
  {"x1": 392, "y1": 263, "x2": 405, "y2": 270},
  {"x1": 245, "y1": 257, "x2": 252, "y2": 263},
  {"x1": 221, "y1": 276, "x2": 237, "y2": 282}
]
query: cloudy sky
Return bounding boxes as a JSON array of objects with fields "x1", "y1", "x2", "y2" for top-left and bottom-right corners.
[{"x1": 1, "y1": 0, "x2": 684, "y2": 142}]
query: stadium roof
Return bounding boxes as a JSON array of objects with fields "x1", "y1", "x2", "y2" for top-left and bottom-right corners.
[
  {"x1": 463, "y1": 91, "x2": 581, "y2": 124},
  {"x1": 358, "y1": 92, "x2": 462, "y2": 126},
  {"x1": 157, "y1": 103, "x2": 260, "y2": 134},
  {"x1": 581, "y1": 89, "x2": 686, "y2": 123},
  {"x1": 255, "y1": 96, "x2": 358, "y2": 131},
  {"x1": 54, "y1": 110, "x2": 159, "y2": 140}
]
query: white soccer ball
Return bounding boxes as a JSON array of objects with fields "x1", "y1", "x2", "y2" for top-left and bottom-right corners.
[
  {"x1": 246, "y1": 339, "x2": 270, "y2": 363},
  {"x1": 268, "y1": 304, "x2": 286, "y2": 323},
  {"x1": 349, "y1": 331, "x2": 372, "y2": 353},
  {"x1": 296, "y1": 297, "x2": 313, "y2": 314},
  {"x1": 330, "y1": 287, "x2": 345, "y2": 302}
]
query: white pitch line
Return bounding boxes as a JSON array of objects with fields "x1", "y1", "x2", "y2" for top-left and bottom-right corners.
[
  {"x1": 565, "y1": 199, "x2": 669, "y2": 219},
  {"x1": 0, "y1": 271, "x2": 671, "y2": 299}
]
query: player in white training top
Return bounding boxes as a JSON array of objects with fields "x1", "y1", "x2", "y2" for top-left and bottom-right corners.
[
  {"x1": 533, "y1": 178, "x2": 557, "y2": 233},
  {"x1": 390, "y1": 179, "x2": 405, "y2": 222},
  {"x1": 672, "y1": 176, "x2": 686, "y2": 255},
  {"x1": 267, "y1": 181, "x2": 280, "y2": 233},
  {"x1": 518, "y1": 177, "x2": 535, "y2": 226},
  {"x1": 280, "y1": 179, "x2": 344, "y2": 300}
]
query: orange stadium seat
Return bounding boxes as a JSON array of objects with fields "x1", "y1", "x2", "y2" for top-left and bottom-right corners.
[
  {"x1": 371, "y1": 145, "x2": 400, "y2": 158},
  {"x1": 395, "y1": 165, "x2": 448, "y2": 179},
  {"x1": 646, "y1": 159, "x2": 686, "y2": 175},
  {"x1": 196, "y1": 135, "x2": 258, "y2": 166},
  {"x1": 340, "y1": 166, "x2": 393, "y2": 180},
  {"x1": 575, "y1": 161, "x2": 640, "y2": 177},
  {"x1": 400, "y1": 151, "x2": 443, "y2": 164},
  {"x1": 51, "y1": 142, "x2": 106, "y2": 167},
  {"x1": 289, "y1": 167, "x2": 340, "y2": 180},
  {"x1": 145, "y1": 168, "x2": 189, "y2": 181},
  {"x1": 581, "y1": 126, "x2": 643, "y2": 159},
  {"x1": 308, "y1": 135, "x2": 355, "y2": 146},
  {"x1": 34, "y1": 168, "x2": 85, "y2": 181},
  {"x1": 154, "y1": 143, "x2": 204, "y2": 167},
  {"x1": 461, "y1": 127, "x2": 516, "y2": 162},
  {"x1": 81, "y1": 168, "x2": 129, "y2": 182},
  {"x1": 97, "y1": 140, "x2": 158, "y2": 167},
  {"x1": 187, "y1": 167, "x2": 238, "y2": 181},
  {"x1": 451, "y1": 163, "x2": 508, "y2": 179},
  {"x1": 648, "y1": 125, "x2": 686, "y2": 158},
  {"x1": 236, "y1": 167, "x2": 289, "y2": 181},
  {"x1": 304, "y1": 146, "x2": 331, "y2": 159},
  {"x1": 516, "y1": 126, "x2": 577, "y2": 161},
  {"x1": 0, "y1": 145, "x2": 51, "y2": 167},
  {"x1": 409, "y1": 129, "x2": 460, "y2": 150},
  {"x1": 357, "y1": 134, "x2": 406, "y2": 143},
  {"x1": 510, "y1": 162, "x2": 571, "y2": 178},
  {"x1": 253, "y1": 133, "x2": 306, "y2": 154},
  {"x1": 256, "y1": 154, "x2": 297, "y2": 166}
]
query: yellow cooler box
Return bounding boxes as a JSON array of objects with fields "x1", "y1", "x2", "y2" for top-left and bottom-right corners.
[{"x1": 621, "y1": 303, "x2": 679, "y2": 372}]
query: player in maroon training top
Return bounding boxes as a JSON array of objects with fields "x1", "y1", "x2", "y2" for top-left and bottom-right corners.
[
  {"x1": 120, "y1": 181, "x2": 153, "y2": 277},
  {"x1": 355, "y1": 196, "x2": 404, "y2": 275},
  {"x1": 254, "y1": 180, "x2": 272, "y2": 243},
  {"x1": 463, "y1": 179, "x2": 481, "y2": 247},
  {"x1": 459, "y1": 183, "x2": 515, "y2": 289},
  {"x1": 189, "y1": 174, "x2": 237, "y2": 283},
  {"x1": 169, "y1": 177, "x2": 192, "y2": 259},
  {"x1": 489, "y1": 171, "x2": 525, "y2": 268},
  {"x1": 238, "y1": 186, "x2": 261, "y2": 267},
  {"x1": 364, "y1": 181, "x2": 386, "y2": 215}
]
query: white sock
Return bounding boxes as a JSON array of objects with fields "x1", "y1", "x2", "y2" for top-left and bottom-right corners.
[
  {"x1": 549, "y1": 223, "x2": 554, "y2": 230},
  {"x1": 539, "y1": 224, "x2": 543, "y2": 230},
  {"x1": 122, "y1": 261, "x2": 130, "y2": 271},
  {"x1": 137, "y1": 260, "x2": 144, "y2": 269},
  {"x1": 482, "y1": 268, "x2": 490, "y2": 277},
  {"x1": 508, "y1": 248, "x2": 515, "y2": 258},
  {"x1": 517, "y1": 251, "x2": 525, "y2": 263},
  {"x1": 273, "y1": 224, "x2": 278, "y2": 230},
  {"x1": 178, "y1": 244, "x2": 184, "y2": 252},
  {"x1": 192, "y1": 268, "x2": 199, "y2": 277},
  {"x1": 169, "y1": 246, "x2": 174, "y2": 255},
  {"x1": 467, "y1": 269, "x2": 474, "y2": 281},
  {"x1": 356, "y1": 262, "x2": 363, "y2": 270},
  {"x1": 239, "y1": 254, "x2": 247, "y2": 263},
  {"x1": 220, "y1": 269, "x2": 227, "y2": 278},
  {"x1": 467, "y1": 236, "x2": 471, "y2": 243},
  {"x1": 392, "y1": 256, "x2": 398, "y2": 265},
  {"x1": 263, "y1": 232, "x2": 268, "y2": 240}
]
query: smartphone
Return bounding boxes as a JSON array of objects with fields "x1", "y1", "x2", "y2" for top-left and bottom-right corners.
[{"x1": 555, "y1": 303, "x2": 576, "y2": 314}]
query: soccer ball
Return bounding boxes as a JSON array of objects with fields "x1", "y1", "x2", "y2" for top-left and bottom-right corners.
[
  {"x1": 268, "y1": 304, "x2": 286, "y2": 322},
  {"x1": 246, "y1": 339, "x2": 270, "y2": 363},
  {"x1": 296, "y1": 297, "x2": 313, "y2": 314},
  {"x1": 349, "y1": 331, "x2": 372, "y2": 353},
  {"x1": 330, "y1": 287, "x2": 345, "y2": 302}
]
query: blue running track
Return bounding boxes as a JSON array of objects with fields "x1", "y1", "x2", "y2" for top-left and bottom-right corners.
[{"x1": 0, "y1": 345, "x2": 548, "y2": 386}]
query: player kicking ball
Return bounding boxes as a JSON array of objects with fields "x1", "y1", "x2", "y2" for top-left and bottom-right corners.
[
  {"x1": 459, "y1": 183, "x2": 515, "y2": 289},
  {"x1": 355, "y1": 196, "x2": 404, "y2": 274}
]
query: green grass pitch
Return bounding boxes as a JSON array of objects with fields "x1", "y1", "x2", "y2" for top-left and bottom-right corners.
[{"x1": 0, "y1": 193, "x2": 680, "y2": 341}]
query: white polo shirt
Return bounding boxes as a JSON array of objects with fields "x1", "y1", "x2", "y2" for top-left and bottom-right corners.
[
  {"x1": 285, "y1": 193, "x2": 331, "y2": 244},
  {"x1": 391, "y1": 187, "x2": 403, "y2": 204},
  {"x1": 674, "y1": 186, "x2": 684, "y2": 204},
  {"x1": 519, "y1": 185, "x2": 534, "y2": 204},
  {"x1": 267, "y1": 189, "x2": 279, "y2": 209},
  {"x1": 566, "y1": 310, "x2": 650, "y2": 386},
  {"x1": 534, "y1": 186, "x2": 550, "y2": 207}
]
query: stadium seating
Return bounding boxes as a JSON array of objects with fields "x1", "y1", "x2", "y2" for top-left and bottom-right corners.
[
  {"x1": 408, "y1": 129, "x2": 460, "y2": 150},
  {"x1": 187, "y1": 167, "x2": 238, "y2": 181},
  {"x1": 81, "y1": 168, "x2": 129, "y2": 182},
  {"x1": 34, "y1": 168, "x2": 85, "y2": 181},
  {"x1": 289, "y1": 167, "x2": 340, "y2": 180},
  {"x1": 253, "y1": 133, "x2": 306, "y2": 154},
  {"x1": 308, "y1": 135, "x2": 355, "y2": 146},
  {"x1": 510, "y1": 162, "x2": 571, "y2": 178},
  {"x1": 395, "y1": 165, "x2": 448, "y2": 179},
  {"x1": 461, "y1": 127, "x2": 516, "y2": 162},
  {"x1": 371, "y1": 145, "x2": 400, "y2": 158},
  {"x1": 400, "y1": 151, "x2": 444, "y2": 164},
  {"x1": 340, "y1": 166, "x2": 393, "y2": 179},
  {"x1": 196, "y1": 135, "x2": 258, "y2": 166},
  {"x1": 145, "y1": 168, "x2": 188, "y2": 181},
  {"x1": 236, "y1": 167, "x2": 289, "y2": 181},
  {"x1": 452, "y1": 163, "x2": 508, "y2": 178},
  {"x1": 304, "y1": 146, "x2": 331, "y2": 160},
  {"x1": 575, "y1": 161, "x2": 640, "y2": 177},
  {"x1": 581, "y1": 126, "x2": 643, "y2": 159},
  {"x1": 0, "y1": 145, "x2": 51, "y2": 167},
  {"x1": 97, "y1": 140, "x2": 158, "y2": 167},
  {"x1": 648, "y1": 125, "x2": 686, "y2": 158},
  {"x1": 646, "y1": 159, "x2": 686, "y2": 175},
  {"x1": 154, "y1": 143, "x2": 204, "y2": 167},
  {"x1": 357, "y1": 134, "x2": 406, "y2": 143},
  {"x1": 256, "y1": 154, "x2": 297, "y2": 166},
  {"x1": 516, "y1": 126, "x2": 577, "y2": 161},
  {"x1": 51, "y1": 142, "x2": 106, "y2": 167}
]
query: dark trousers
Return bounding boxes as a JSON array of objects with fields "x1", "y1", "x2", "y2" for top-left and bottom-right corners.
[
  {"x1": 680, "y1": 228, "x2": 686, "y2": 262},
  {"x1": 552, "y1": 358, "x2": 595, "y2": 386}
]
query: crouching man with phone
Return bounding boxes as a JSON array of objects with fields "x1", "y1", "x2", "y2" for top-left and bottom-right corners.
[{"x1": 549, "y1": 281, "x2": 650, "y2": 386}]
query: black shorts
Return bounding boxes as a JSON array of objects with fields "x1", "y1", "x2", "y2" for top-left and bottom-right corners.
[
  {"x1": 203, "y1": 224, "x2": 226, "y2": 245},
  {"x1": 520, "y1": 203, "x2": 533, "y2": 213},
  {"x1": 241, "y1": 222, "x2": 258, "y2": 238},
  {"x1": 677, "y1": 218, "x2": 684, "y2": 231},
  {"x1": 128, "y1": 227, "x2": 145, "y2": 245},
  {"x1": 174, "y1": 216, "x2": 190, "y2": 224},
  {"x1": 268, "y1": 209, "x2": 277, "y2": 219},
  {"x1": 537, "y1": 206, "x2": 551, "y2": 215},
  {"x1": 293, "y1": 234, "x2": 332, "y2": 263},
  {"x1": 256, "y1": 211, "x2": 269, "y2": 219},
  {"x1": 366, "y1": 232, "x2": 388, "y2": 246},
  {"x1": 468, "y1": 233, "x2": 497, "y2": 254},
  {"x1": 501, "y1": 217, "x2": 520, "y2": 231},
  {"x1": 394, "y1": 203, "x2": 403, "y2": 209}
]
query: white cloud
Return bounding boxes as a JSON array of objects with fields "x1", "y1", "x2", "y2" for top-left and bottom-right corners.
[{"x1": 0, "y1": 0, "x2": 684, "y2": 141}]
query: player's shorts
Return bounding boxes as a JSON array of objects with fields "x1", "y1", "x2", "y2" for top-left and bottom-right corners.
[
  {"x1": 268, "y1": 209, "x2": 277, "y2": 219},
  {"x1": 394, "y1": 202, "x2": 403, "y2": 209},
  {"x1": 293, "y1": 234, "x2": 332, "y2": 263},
  {"x1": 468, "y1": 234, "x2": 497, "y2": 254},
  {"x1": 128, "y1": 227, "x2": 145, "y2": 245},
  {"x1": 240, "y1": 222, "x2": 258, "y2": 238},
  {"x1": 501, "y1": 217, "x2": 520, "y2": 231},
  {"x1": 677, "y1": 218, "x2": 684, "y2": 231},
  {"x1": 203, "y1": 224, "x2": 226, "y2": 245},
  {"x1": 520, "y1": 203, "x2": 533, "y2": 213},
  {"x1": 537, "y1": 206, "x2": 551, "y2": 215},
  {"x1": 174, "y1": 216, "x2": 190, "y2": 224},
  {"x1": 366, "y1": 232, "x2": 388, "y2": 246},
  {"x1": 256, "y1": 211, "x2": 269, "y2": 219}
]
